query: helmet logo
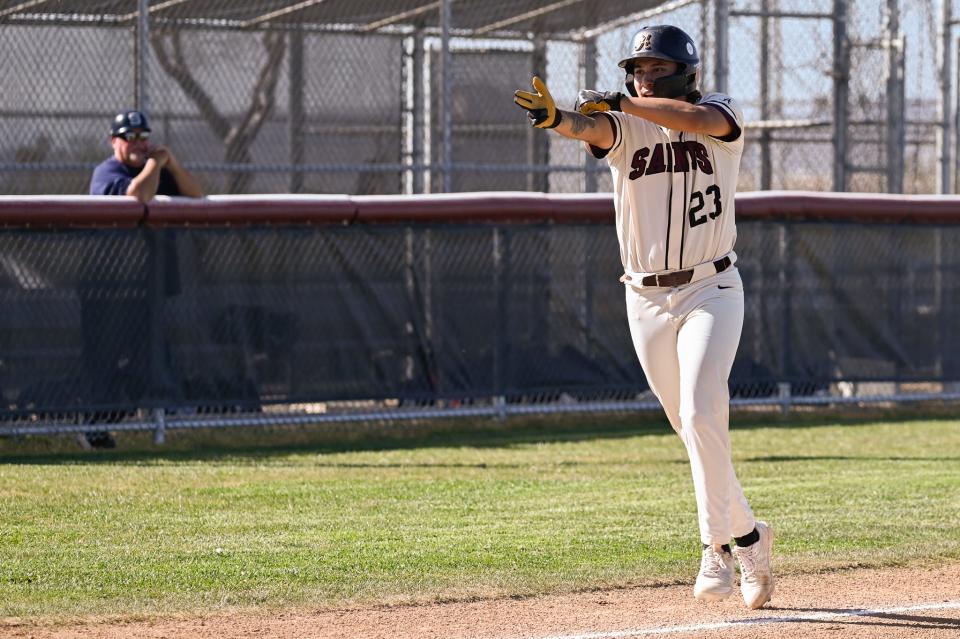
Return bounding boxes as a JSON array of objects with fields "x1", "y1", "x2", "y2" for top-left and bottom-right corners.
[
  {"x1": 129, "y1": 112, "x2": 143, "y2": 127},
  {"x1": 686, "y1": 41, "x2": 694, "y2": 55},
  {"x1": 636, "y1": 33, "x2": 653, "y2": 51}
]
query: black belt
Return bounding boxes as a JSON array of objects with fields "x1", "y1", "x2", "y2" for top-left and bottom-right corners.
[{"x1": 640, "y1": 256, "x2": 732, "y2": 287}]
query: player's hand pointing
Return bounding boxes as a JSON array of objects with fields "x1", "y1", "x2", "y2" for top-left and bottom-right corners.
[{"x1": 514, "y1": 76, "x2": 562, "y2": 129}]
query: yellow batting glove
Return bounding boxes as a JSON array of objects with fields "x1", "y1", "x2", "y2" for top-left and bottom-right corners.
[
  {"x1": 513, "y1": 76, "x2": 562, "y2": 129},
  {"x1": 575, "y1": 90, "x2": 624, "y2": 116},
  {"x1": 579, "y1": 102, "x2": 609, "y2": 116}
]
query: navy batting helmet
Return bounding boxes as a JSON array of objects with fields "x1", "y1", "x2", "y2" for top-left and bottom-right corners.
[
  {"x1": 618, "y1": 25, "x2": 700, "y2": 99},
  {"x1": 111, "y1": 110, "x2": 151, "y2": 136}
]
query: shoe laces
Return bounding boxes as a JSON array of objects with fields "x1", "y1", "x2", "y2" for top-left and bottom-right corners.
[
  {"x1": 735, "y1": 542, "x2": 768, "y2": 581},
  {"x1": 700, "y1": 546, "x2": 730, "y2": 578}
]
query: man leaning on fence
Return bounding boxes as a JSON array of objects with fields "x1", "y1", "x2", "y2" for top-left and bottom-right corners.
[
  {"x1": 90, "y1": 110, "x2": 202, "y2": 201},
  {"x1": 80, "y1": 110, "x2": 201, "y2": 450}
]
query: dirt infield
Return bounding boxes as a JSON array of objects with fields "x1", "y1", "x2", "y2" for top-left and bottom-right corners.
[{"x1": 4, "y1": 563, "x2": 959, "y2": 639}]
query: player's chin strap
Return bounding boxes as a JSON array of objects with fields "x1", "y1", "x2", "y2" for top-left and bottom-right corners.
[
  {"x1": 625, "y1": 70, "x2": 700, "y2": 103},
  {"x1": 621, "y1": 251, "x2": 738, "y2": 289}
]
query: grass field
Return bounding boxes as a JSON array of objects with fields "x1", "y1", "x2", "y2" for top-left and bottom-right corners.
[{"x1": 1, "y1": 411, "x2": 959, "y2": 620}]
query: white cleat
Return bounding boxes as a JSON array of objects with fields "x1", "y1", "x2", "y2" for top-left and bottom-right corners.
[
  {"x1": 734, "y1": 520, "x2": 776, "y2": 609},
  {"x1": 693, "y1": 545, "x2": 735, "y2": 602}
]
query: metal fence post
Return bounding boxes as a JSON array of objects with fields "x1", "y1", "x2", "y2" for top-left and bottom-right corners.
[
  {"x1": 938, "y1": 0, "x2": 954, "y2": 193},
  {"x1": 759, "y1": 0, "x2": 772, "y2": 190},
  {"x1": 135, "y1": 0, "x2": 150, "y2": 113},
  {"x1": 412, "y1": 31, "x2": 426, "y2": 194},
  {"x1": 289, "y1": 28, "x2": 304, "y2": 193},
  {"x1": 833, "y1": 0, "x2": 849, "y2": 191},
  {"x1": 422, "y1": 37, "x2": 434, "y2": 193},
  {"x1": 153, "y1": 407, "x2": 166, "y2": 445},
  {"x1": 146, "y1": 229, "x2": 171, "y2": 433},
  {"x1": 700, "y1": 0, "x2": 710, "y2": 70},
  {"x1": 779, "y1": 222, "x2": 793, "y2": 415},
  {"x1": 493, "y1": 227, "x2": 508, "y2": 419},
  {"x1": 884, "y1": 0, "x2": 905, "y2": 194},
  {"x1": 403, "y1": 30, "x2": 426, "y2": 194},
  {"x1": 947, "y1": 38, "x2": 960, "y2": 195},
  {"x1": 714, "y1": 0, "x2": 729, "y2": 94},
  {"x1": 440, "y1": 0, "x2": 453, "y2": 193},
  {"x1": 777, "y1": 382, "x2": 791, "y2": 416}
]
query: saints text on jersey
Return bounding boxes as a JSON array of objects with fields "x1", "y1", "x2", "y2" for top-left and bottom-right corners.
[{"x1": 628, "y1": 141, "x2": 714, "y2": 179}]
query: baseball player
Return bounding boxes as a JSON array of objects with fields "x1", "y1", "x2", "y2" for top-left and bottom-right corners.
[{"x1": 514, "y1": 25, "x2": 775, "y2": 608}]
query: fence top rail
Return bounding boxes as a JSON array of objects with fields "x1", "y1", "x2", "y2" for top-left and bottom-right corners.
[
  {"x1": 148, "y1": 195, "x2": 357, "y2": 226},
  {"x1": 3, "y1": 191, "x2": 960, "y2": 228},
  {"x1": 0, "y1": 195, "x2": 145, "y2": 228},
  {"x1": 736, "y1": 191, "x2": 960, "y2": 224},
  {"x1": 352, "y1": 193, "x2": 613, "y2": 224}
]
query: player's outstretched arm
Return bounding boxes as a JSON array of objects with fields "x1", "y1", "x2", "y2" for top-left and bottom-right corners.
[
  {"x1": 514, "y1": 77, "x2": 615, "y2": 149},
  {"x1": 587, "y1": 92, "x2": 731, "y2": 138}
]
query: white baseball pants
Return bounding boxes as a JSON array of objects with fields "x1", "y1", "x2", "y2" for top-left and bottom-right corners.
[{"x1": 625, "y1": 267, "x2": 755, "y2": 545}]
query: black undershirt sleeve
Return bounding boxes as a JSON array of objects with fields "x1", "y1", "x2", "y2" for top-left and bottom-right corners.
[{"x1": 588, "y1": 111, "x2": 620, "y2": 159}]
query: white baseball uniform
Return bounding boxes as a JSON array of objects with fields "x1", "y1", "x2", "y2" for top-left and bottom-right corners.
[{"x1": 597, "y1": 93, "x2": 755, "y2": 545}]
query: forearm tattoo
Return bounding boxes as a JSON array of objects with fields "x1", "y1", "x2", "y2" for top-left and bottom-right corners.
[{"x1": 568, "y1": 112, "x2": 596, "y2": 135}]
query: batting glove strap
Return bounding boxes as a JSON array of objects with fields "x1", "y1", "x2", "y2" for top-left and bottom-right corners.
[
  {"x1": 575, "y1": 90, "x2": 625, "y2": 115},
  {"x1": 528, "y1": 109, "x2": 562, "y2": 128}
]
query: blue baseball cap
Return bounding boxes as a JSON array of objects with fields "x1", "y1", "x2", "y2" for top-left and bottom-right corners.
[{"x1": 111, "y1": 110, "x2": 151, "y2": 136}]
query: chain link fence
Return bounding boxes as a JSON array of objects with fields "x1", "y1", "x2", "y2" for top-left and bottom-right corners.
[
  {"x1": 3, "y1": 0, "x2": 960, "y2": 196},
  {"x1": 2, "y1": 193, "x2": 960, "y2": 442}
]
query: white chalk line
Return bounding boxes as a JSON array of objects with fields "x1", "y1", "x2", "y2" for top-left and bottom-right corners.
[{"x1": 512, "y1": 601, "x2": 960, "y2": 639}]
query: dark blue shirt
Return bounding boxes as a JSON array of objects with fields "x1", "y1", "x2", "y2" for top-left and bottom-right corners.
[{"x1": 89, "y1": 156, "x2": 181, "y2": 197}]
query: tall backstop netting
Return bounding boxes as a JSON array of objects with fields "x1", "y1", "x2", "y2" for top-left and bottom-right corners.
[
  {"x1": 1, "y1": 193, "x2": 959, "y2": 439},
  {"x1": 3, "y1": 0, "x2": 960, "y2": 197}
]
